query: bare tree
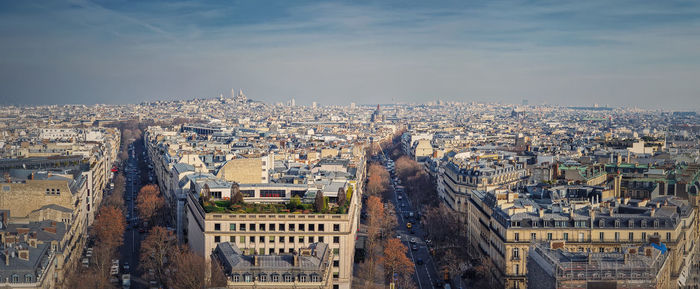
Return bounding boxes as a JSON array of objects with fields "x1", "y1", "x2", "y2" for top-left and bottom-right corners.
[{"x1": 140, "y1": 226, "x2": 176, "y2": 285}]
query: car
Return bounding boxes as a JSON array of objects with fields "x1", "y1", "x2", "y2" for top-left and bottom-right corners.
[
  {"x1": 139, "y1": 228, "x2": 145, "y2": 233},
  {"x1": 396, "y1": 234, "x2": 402, "y2": 240},
  {"x1": 410, "y1": 238, "x2": 416, "y2": 244},
  {"x1": 416, "y1": 258, "x2": 423, "y2": 265},
  {"x1": 411, "y1": 244, "x2": 418, "y2": 251},
  {"x1": 123, "y1": 262, "x2": 130, "y2": 272},
  {"x1": 397, "y1": 195, "x2": 402, "y2": 200}
]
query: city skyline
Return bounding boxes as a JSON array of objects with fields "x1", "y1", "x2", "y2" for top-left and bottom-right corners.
[{"x1": 1, "y1": 0, "x2": 700, "y2": 110}]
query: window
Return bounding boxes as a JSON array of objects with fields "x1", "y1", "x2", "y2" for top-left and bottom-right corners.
[
  {"x1": 599, "y1": 247, "x2": 605, "y2": 252},
  {"x1": 214, "y1": 223, "x2": 221, "y2": 231},
  {"x1": 599, "y1": 232, "x2": 605, "y2": 241},
  {"x1": 259, "y1": 236, "x2": 265, "y2": 243},
  {"x1": 563, "y1": 233, "x2": 568, "y2": 241},
  {"x1": 284, "y1": 274, "x2": 293, "y2": 282},
  {"x1": 299, "y1": 274, "x2": 307, "y2": 282},
  {"x1": 232, "y1": 275, "x2": 240, "y2": 282},
  {"x1": 249, "y1": 224, "x2": 255, "y2": 231},
  {"x1": 578, "y1": 233, "x2": 584, "y2": 242},
  {"x1": 244, "y1": 274, "x2": 252, "y2": 282},
  {"x1": 512, "y1": 248, "x2": 520, "y2": 259},
  {"x1": 279, "y1": 236, "x2": 285, "y2": 243},
  {"x1": 514, "y1": 233, "x2": 519, "y2": 241},
  {"x1": 289, "y1": 236, "x2": 295, "y2": 243},
  {"x1": 289, "y1": 224, "x2": 295, "y2": 231},
  {"x1": 333, "y1": 224, "x2": 340, "y2": 232},
  {"x1": 629, "y1": 232, "x2": 634, "y2": 241},
  {"x1": 229, "y1": 223, "x2": 236, "y2": 231},
  {"x1": 309, "y1": 236, "x2": 315, "y2": 243},
  {"x1": 289, "y1": 248, "x2": 294, "y2": 253},
  {"x1": 259, "y1": 224, "x2": 266, "y2": 231},
  {"x1": 214, "y1": 236, "x2": 221, "y2": 243},
  {"x1": 666, "y1": 232, "x2": 671, "y2": 242},
  {"x1": 318, "y1": 224, "x2": 325, "y2": 231},
  {"x1": 333, "y1": 236, "x2": 340, "y2": 243},
  {"x1": 279, "y1": 223, "x2": 285, "y2": 231},
  {"x1": 515, "y1": 264, "x2": 520, "y2": 275},
  {"x1": 272, "y1": 274, "x2": 279, "y2": 282},
  {"x1": 269, "y1": 236, "x2": 275, "y2": 243},
  {"x1": 279, "y1": 248, "x2": 285, "y2": 254},
  {"x1": 309, "y1": 224, "x2": 315, "y2": 231},
  {"x1": 319, "y1": 236, "x2": 325, "y2": 243},
  {"x1": 299, "y1": 236, "x2": 304, "y2": 243},
  {"x1": 547, "y1": 233, "x2": 552, "y2": 240},
  {"x1": 333, "y1": 248, "x2": 340, "y2": 254},
  {"x1": 629, "y1": 220, "x2": 634, "y2": 228},
  {"x1": 599, "y1": 220, "x2": 605, "y2": 228},
  {"x1": 311, "y1": 274, "x2": 320, "y2": 282},
  {"x1": 269, "y1": 248, "x2": 274, "y2": 254},
  {"x1": 259, "y1": 248, "x2": 265, "y2": 255},
  {"x1": 654, "y1": 220, "x2": 659, "y2": 228},
  {"x1": 642, "y1": 232, "x2": 647, "y2": 241},
  {"x1": 614, "y1": 232, "x2": 619, "y2": 241},
  {"x1": 531, "y1": 233, "x2": 536, "y2": 240},
  {"x1": 259, "y1": 274, "x2": 267, "y2": 282},
  {"x1": 641, "y1": 220, "x2": 647, "y2": 228},
  {"x1": 614, "y1": 220, "x2": 620, "y2": 228},
  {"x1": 333, "y1": 260, "x2": 340, "y2": 267},
  {"x1": 269, "y1": 224, "x2": 276, "y2": 231},
  {"x1": 240, "y1": 236, "x2": 246, "y2": 243},
  {"x1": 230, "y1": 236, "x2": 236, "y2": 243},
  {"x1": 299, "y1": 224, "x2": 305, "y2": 231}
]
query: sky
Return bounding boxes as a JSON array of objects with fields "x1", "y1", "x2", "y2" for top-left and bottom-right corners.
[{"x1": 1, "y1": 0, "x2": 700, "y2": 110}]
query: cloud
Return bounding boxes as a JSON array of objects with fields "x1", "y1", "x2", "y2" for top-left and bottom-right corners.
[{"x1": 0, "y1": 0, "x2": 699, "y2": 110}]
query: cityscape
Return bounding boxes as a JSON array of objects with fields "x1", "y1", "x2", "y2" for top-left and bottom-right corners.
[{"x1": 1, "y1": 1, "x2": 700, "y2": 289}]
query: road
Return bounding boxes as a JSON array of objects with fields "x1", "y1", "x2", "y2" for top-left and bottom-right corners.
[
  {"x1": 384, "y1": 158, "x2": 443, "y2": 289},
  {"x1": 118, "y1": 143, "x2": 146, "y2": 288}
]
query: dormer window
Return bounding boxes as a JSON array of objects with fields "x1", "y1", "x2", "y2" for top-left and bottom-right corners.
[
  {"x1": 599, "y1": 220, "x2": 605, "y2": 228},
  {"x1": 641, "y1": 220, "x2": 647, "y2": 227},
  {"x1": 628, "y1": 220, "x2": 634, "y2": 228},
  {"x1": 614, "y1": 220, "x2": 620, "y2": 228},
  {"x1": 654, "y1": 220, "x2": 659, "y2": 228}
]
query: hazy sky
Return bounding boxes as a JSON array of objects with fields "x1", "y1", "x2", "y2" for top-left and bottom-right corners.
[{"x1": 1, "y1": 0, "x2": 700, "y2": 109}]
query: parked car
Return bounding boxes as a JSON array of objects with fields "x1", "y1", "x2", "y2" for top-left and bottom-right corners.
[{"x1": 416, "y1": 258, "x2": 423, "y2": 265}]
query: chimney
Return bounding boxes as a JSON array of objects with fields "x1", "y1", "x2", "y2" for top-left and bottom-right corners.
[
  {"x1": 650, "y1": 208, "x2": 655, "y2": 217},
  {"x1": 4, "y1": 251, "x2": 8, "y2": 266},
  {"x1": 293, "y1": 255, "x2": 299, "y2": 267},
  {"x1": 589, "y1": 209, "x2": 595, "y2": 228},
  {"x1": 538, "y1": 208, "x2": 545, "y2": 218},
  {"x1": 30, "y1": 173, "x2": 34, "y2": 180},
  {"x1": 254, "y1": 255, "x2": 259, "y2": 266}
]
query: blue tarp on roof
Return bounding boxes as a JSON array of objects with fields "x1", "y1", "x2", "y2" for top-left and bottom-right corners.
[{"x1": 651, "y1": 242, "x2": 667, "y2": 254}]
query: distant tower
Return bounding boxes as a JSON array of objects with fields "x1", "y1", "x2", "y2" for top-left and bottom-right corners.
[
  {"x1": 291, "y1": 98, "x2": 296, "y2": 106},
  {"x1": 350, "y1": 102, "x2": 356, "y2": 110},
  {"x1": 231, "y1": 88, "x2": 235, "y2": 98},
  {"x1": 312, "y1": 101, "x2": 318, "y2": 108}
]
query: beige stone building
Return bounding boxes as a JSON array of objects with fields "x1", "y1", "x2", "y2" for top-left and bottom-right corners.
[
  {"x1": 468, "y1": 189, "x2": 696, "y2": 289},
  {"x1": 186, "y1": 182, "x2": 361, "y2": 289}
]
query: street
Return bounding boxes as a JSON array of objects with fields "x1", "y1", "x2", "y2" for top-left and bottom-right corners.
[
  {"x1": 384, "y1": 158, "x2": 443, "y2": 289},
  {"x1": 118, "y1": 143, "x2": 146, "y2": 288}
]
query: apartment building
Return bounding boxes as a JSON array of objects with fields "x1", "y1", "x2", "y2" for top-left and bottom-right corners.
[
  {"x1": 527, "y1": 241, "x2": 672, "y2": 289},
  {"x1": 441, "y1": 158, "x2": 528, "y2": 221},
  {"x1": 185, "y1": 180, "x2": 361, "y2": 289},
  {"x1": 214, "y1": 241, "x2": 333, "y2": 289},
  {"x1": 0, "y1": 216, "x2": 67, "y2": 289},
  {"x1": 468, "y1": 189, "x2": 696, "y2": 289}
]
